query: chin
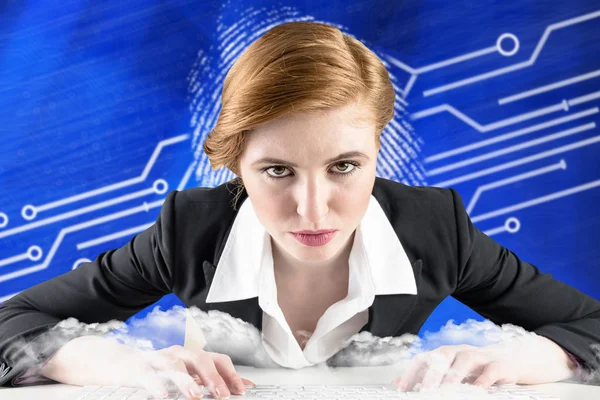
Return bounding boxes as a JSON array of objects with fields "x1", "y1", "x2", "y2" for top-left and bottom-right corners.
[
  {"x1": 291, "y1": 251, "x2": 334, "y2": 264},
  {"x1": 287, "y1": 234, "x2": 342, "y2": 261}
]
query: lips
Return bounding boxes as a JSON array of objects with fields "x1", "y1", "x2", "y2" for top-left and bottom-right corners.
[
  {"x1": 292, "y1": 229, "x2": 336, "y2": 235},
  {"x1": 291, "y1": 230, "x2": 337, "y2": 247}
]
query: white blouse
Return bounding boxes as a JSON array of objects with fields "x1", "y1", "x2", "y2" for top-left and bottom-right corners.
[{"x1": 190, "y1": 194, "x2": 417, "y2": 369}]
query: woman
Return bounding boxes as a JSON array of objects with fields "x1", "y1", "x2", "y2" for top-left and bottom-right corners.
[{"x1": 1, "y1": 21, "x2": 599, "y2": 400}]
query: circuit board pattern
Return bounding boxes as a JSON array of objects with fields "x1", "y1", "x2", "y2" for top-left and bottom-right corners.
[{"x1": 0, "y1": 1, "x2": 597, "y2": 336}]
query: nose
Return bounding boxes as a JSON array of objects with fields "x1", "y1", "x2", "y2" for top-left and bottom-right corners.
[{"x1": 296, "y1": 176, "x2": 329, "y2": 225}]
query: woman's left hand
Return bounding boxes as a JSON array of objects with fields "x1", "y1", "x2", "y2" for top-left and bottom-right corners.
[{"x1": 392, "y1": 335, "x2": 578, "y2": 391}]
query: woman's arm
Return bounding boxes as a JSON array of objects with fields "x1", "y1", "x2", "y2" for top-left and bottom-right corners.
[
  {"x1": 37, "y1": 335, "x2": 150, "y2": 387},
  {"x1": 0, "y1": 190, "x2": 181, "y2": 387},
  {"x1": 449, "y1": 188, "x2": 600, "y2": 377}
]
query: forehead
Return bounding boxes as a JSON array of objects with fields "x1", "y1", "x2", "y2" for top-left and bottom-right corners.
[
  {"x1": 272, "y1": 101, "x2": 372, "y2": 130},
  {"x1": 242, "y1": 103, "x2": 375, "y2": 157}
]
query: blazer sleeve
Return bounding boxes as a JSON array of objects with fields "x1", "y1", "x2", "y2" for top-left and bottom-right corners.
[
  {"x1": 0, "y1": 190, "x2": 179, "y2": 387},
  {"x1": 449, "y1": 188, "x2": 600, "y2": 374}
]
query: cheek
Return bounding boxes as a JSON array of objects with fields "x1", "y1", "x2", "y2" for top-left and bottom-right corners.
[
  {"x1": 340, "y1": 179, "x2": 373, "y2": 221},
  {"x1": 339, "y1": 175, "x2": 372, "y2": 201},
  {"x1": 344, "y1": 195, "x2": 370, "y2": 222},
  {"x1": 251, "y1": 192, "x2": 288, "y2": 228}
]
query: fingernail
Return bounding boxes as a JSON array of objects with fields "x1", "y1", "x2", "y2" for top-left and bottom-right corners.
[
  {"x1": 190, "y1": 387, "x2": 204, "y2": 398},
  {"x1": 237, "y1": 383, "x2": 247, "y2": 395},
  {"x1": 216, "y1": 387, "x2": 229, "y2": 399}
]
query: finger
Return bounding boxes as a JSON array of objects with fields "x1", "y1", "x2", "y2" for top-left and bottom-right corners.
[
  {"x1": 440, "y1": 351, "x2": 480, "y2": 386},
  {"x1": 187, "y1": 352, "x2": 230, "y2": 399},
  {"x1": 159, "y1": 370, "x2": 206, "y2": 400},
  {"x1": 162, "y1": 347, "x2": 228, "y2": 399},
  {"x1": 241, "y1": 378, "x2": 256, "y2": 388},
  {"x1": 156, "y1": 346, "x2": 201, "y2": 379},
  {"x1": 420, "y1": 358, "x2": 450, "y2": 390},
  {"x1": 133, "y1": 352, "x2": 171, "y2": 398},
  {"x1": 134, "y1": 371, "x2": 170, "y2": 399},
  {"x1": 211, "y1": 353, "x2": 247, "y2": 395},
  {"x1": 472, "y1": 361, "x2": 504, "y2": 389},
  {"x1": 148, "y1": 354, "x2": 205, "y2": 400},
  {"x1": 393, "y1": 354, "x2": 428, "y2": 391},
  {"x1": 419, "y1": 350, "x2": 456, "y2": 390}
]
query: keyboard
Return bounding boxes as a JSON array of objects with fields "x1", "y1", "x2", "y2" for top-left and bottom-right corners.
[{"x1": 67, "y1": 383, "x2": 559, "y2": 399}]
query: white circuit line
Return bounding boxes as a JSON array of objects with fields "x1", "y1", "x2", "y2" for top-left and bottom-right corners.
[
  {"x1": 425, "y1": 108, "x2": 599, "y2": 163},
  {"x1": 384, "y1": 45, "x2": 497, "y2": 98},
  {"x1": 569, "y1": 90, "x2": 600, "y2": 106},
  {"x1": 390, "y1": 81, "x2": 409, "y2": 105},
  {"x1": 29, "y1": 134, "x2": 188, "y2": 214},
  {"x1": 483, "y1": 217, "x2": 521, "y2": 236},
  {"x1": 403, "y1": 75, "x2": 418, "y2": 99},
  {"x1": 410, "y1": 102, "x2": 568, "y2": 132},
  {"x1": 0, "y1": 185, "x2": 159, "y2": 239},
  {"x1": 412, "y1": 87, "x2": 599, "y2": 134},
  {"x1": 72, "y1": 258, "x2": 92, "y2": 270},
  {"x1": 177, "y1": 161, "x2": 196, "y2": 191},
  {"x1": 0, "y1": 251, "x2": 29, "y2": 268},
  {"x1": 498, "y1": 69, "x2": 600, "y2": 105},
  {"x1": 0, "y1": 199, "x2": 165, "y2": 283},
  {"x1": 385, "y1": 46, "x2": 498, "y2": 76},
  {"x1": 432, "y1": 135, "x2": 600, "y2": 187},
  {"x1": 466, "y1": 160, "x2": 566, "y2": 214},
  {"x1": 422, "y1": 10, "x2": 600, "y2": 97},
  {"x1": 471, "y1": 178, "x2": 600, "y2": 223},
  {"x1": 483, "y1": 226, "x2": 509, "y2": 236},
  {"x1": 426, "y1": 123, "x2": 594, "y2": 176},
  {"x1": 76, "y1": 222, "x2": 154, "y2": 250}
]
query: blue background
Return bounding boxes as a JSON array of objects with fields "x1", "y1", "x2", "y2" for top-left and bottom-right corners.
[{"x1": 1, "y1": 0, "x2": 599, "y2": 344}]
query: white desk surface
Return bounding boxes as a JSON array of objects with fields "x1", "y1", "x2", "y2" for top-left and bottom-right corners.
[{"x1": 1, "y1": 365, "x2": 599, "y2": 399}]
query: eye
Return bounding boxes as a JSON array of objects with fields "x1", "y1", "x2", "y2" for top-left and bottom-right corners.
[
  {"x1": 262, "y1": 161, "x2": 361, "y2": 180},
  {"x1": 331, "y1": 162, "x2": 356, "y2": 174},
  {"x1": 265, "y1": 166, "x2": 292, "y2": 179}
]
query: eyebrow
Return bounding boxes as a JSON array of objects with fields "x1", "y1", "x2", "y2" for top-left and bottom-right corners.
[{"x1": 252, "y1": 151, "x2": 370, "y2": 168}]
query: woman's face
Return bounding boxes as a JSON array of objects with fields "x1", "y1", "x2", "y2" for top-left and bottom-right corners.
[{"x1": 238, "y1": 101, "x2": 379, "y2": 264}]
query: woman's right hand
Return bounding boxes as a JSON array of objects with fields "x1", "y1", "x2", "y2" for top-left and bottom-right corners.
[
  {"x1": 40, "y1": 337, "x2": 254, "y2": 400},
  {"x1": 131, "y1": 345, "x2": 255, "y2": 399}
]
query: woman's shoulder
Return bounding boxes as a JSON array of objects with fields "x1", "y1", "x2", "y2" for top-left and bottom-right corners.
[
  {"x1": 373, "y1": 176, "x2": 454, "y2": 209},
  {"x1": 170, "y1": 180, "x2": 248, "y2": 216},
  {"x1": 163, "y1": 180, "x2": 245, "y2": 237},
  {"x1": 176, "y1": 179, "x2": 246, "y2": 204},
  {"x1": 372, "y1": 177, "x2": 463, "y2": 240}
]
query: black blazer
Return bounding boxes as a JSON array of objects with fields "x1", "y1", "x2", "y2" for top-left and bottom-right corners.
[{"x1": 1, "y1": 177, "x2": 599, "y2": 386}]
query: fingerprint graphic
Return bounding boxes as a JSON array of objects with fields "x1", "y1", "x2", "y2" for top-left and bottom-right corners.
[{"x1": 187, "y1": 6, "x2": 426, "y2": 188}]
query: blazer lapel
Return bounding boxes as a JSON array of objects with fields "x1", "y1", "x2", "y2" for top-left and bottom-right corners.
[
  {"x1": 201, "y1": 260, "x2": 263, "y2": 331},
  {"x1": 360, "y1": 259, "x2": 423, "y2": 337}
]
